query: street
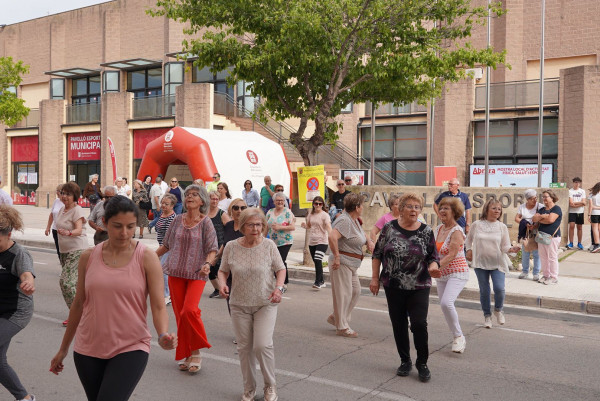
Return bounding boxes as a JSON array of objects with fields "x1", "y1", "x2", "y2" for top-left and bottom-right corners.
[{"x1": 5, "y1": 246, "x2": 600, "y2": 401}]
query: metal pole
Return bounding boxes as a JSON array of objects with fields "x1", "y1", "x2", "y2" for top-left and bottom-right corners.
[
  {"x1": 484, "y1": 0, "x2": 491, "y2": 187},
  {"x1": 370, "y1": 102, "x2": 376, "y2": 185},
  {"x1": 429, "y1": 99, "x2": 435, "y2": 186},
  {"x1": 537, "y1": 0, "x2": 545, "y2": 187}
]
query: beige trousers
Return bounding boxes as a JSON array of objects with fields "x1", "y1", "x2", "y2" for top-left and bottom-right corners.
[
  {"x1": 230, "y1": 304, "x2": 278, "y2": 392},
  {"x1": 330, "y1": 263, "x2": 361, "y2": 330}
]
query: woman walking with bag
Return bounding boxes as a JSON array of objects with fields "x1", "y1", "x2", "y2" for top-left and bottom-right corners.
[
  {"x1": 515, "y1": 189, "x2": 543, "y2": 281},
  {"x1": 301, "y1": 196, "x2": 331, "y2": 289},
  {"x1": 532, "y1": 190, "x2": 562, "y2": 285},
  {"x1": 132, "y1": 180, "x2": 150, "y2": 239}
]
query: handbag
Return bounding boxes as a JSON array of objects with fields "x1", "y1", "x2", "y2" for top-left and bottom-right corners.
[
  {"x1": 139, "y1": 199, "x2": 152, "y2": 211},
  {"x1": 535, "y1": 226, "x2": 559, "y2": 245},
  {"x1": 523, "y1": 228, "x2": 538, "y2": 252}
]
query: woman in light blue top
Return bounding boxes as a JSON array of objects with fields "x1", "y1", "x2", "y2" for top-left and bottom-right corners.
[{"x1": 241, "y1": 180, "x2": 260, "y2": 208}]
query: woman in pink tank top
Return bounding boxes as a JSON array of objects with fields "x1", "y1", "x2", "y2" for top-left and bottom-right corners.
[{"x1": 50, "y1": 196, "x2": 177, "y2": 401}]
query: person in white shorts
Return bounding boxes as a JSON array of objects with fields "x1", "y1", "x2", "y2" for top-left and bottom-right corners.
[{"x1": 567, "y1": 177, "x2": 586, "y2": 250}]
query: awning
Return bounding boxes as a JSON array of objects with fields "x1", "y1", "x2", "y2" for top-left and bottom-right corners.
[
  {"x1": 45, "y1": 67, "x2": 100, "y2": 78},
  {"x1": 100, "y1": 58, "x2": 162, "y2": 70}
]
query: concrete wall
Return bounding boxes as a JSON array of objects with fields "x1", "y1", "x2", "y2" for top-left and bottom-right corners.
[{"x1": 351, "y1": 185, "x2": 569, "y2": 243}]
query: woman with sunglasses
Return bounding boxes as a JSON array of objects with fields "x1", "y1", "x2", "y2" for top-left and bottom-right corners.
[
  {"x1": 301, "y1": 196, "x2": 331, "y2": 289},
  {"x1": 207, "y1": 191, "x2": 231, "y2": 299},
  {"x1": 166, "y1": 177, "x2": 184, "y2": 215},
  {"x1": 267, "y1": 192, "x2": 296, "y2": 290},
  {"x1": 217, "y1": 182, "x2": 232, "y2": 212},
  {"x1": 242, "y1": 180, "x2": 260, "y2": 208}
]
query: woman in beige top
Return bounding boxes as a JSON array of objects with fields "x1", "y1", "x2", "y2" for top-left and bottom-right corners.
[
  {"x1": 54, "y1": 181, "x2": 88, "y2": 327},
  {"x1": 218, "y1": 208, "x2": 285, "y2": 401}
]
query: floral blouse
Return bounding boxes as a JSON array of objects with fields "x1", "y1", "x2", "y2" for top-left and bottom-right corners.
[
  {"x1": 266, "y1": 209, "x2": 294, "y2": 247},
  {"x1": 372, "y1": 221, "x2": 439, "y2": 290}
]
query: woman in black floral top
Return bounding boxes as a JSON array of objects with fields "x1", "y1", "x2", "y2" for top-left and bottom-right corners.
[{"x1": 370, "y1": 193, "x2": 440, "y2": 383}]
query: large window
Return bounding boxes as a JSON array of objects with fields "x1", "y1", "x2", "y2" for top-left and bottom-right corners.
[
  {"x1": 361, "y1": 124, "x2": 427, "y2": 185},
  {"x1": 127, "y1": 67, "x2": 162, "y2": 98},
  {"x1": 193, "y1": 66, "x2": 234, "y2": 98},
  {"x1": 473, "y1": 118, "x2": 558, "y2": 180},
  {"x1": 72, "y1": 75, "x2": 100, "y2": 104}
]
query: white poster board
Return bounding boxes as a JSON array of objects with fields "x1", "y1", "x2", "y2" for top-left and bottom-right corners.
[{"x1": 470, "y1": 164, "x2": 553, "y2": 187}]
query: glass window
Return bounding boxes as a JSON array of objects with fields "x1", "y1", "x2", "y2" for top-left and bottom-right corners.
[
  {"x1": 395, "y1": 160, "x2": 427, "y2": 186},
  {"x1": 361, "y1": 126, "x2": 394, "y2": 159},
  {"x1": 193, "y1": 66, "x2": 213, "y2": 83},
  {"x1": 341, "y1": 102, "x2": 353, "y2": 113},
  {"x1": 73, "y1": 78, "x2": 88, "y2": 96},
  {"x1": 474, "y1": 120, "x2": 514, "y2": 157},
  {"x1": 102, "y1": 71, "x2": 119, "y2": 93},
  {"x1": 395, "y1": 124, "x2": 427, "y2": 158},
  {"x1": 50, "y1": 79, "x2": 65, "y2": 99},
  {"x1": 147, "y1": 68, "x2": 162, "y2": 88},
  {"x1": 166, "y1": 63, "x2": 183, "y2": 84},
  {"x1": 89, "y1": 75, "x2": 101, "y2": 94},
  {"x1": 128, "y1": 70, "x2": 146, "y2": 90},
  {"x1": 516, "y1": 118, "x2": 558, "y2": 156}
]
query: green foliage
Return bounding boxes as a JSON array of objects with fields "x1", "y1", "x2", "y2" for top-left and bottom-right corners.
[
  {"x1": 0, "y1": 57, "x2": 30, "y2": 127},
  {"x1": 151, "y1": 0, "x2": 506, "y2": 164}
]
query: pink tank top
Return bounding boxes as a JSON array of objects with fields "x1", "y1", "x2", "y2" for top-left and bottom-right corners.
[{"x1": 74, "y1": 242, "x2": 151, "y2": 358}]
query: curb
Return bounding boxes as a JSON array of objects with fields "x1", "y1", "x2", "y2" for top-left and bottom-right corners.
[
  {"x1": 288, "y1": 267, "x2": 600, "y2": 316},
  {"x1": 22, "y1": 238, "x2": 600, "y2": 316}
]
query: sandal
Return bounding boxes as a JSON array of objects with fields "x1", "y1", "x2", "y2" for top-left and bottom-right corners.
[
  {"x1": 188, "y1": 354, "x2": 202, "y2": 374},
  {"x1": 177, "y1": 358, "x2": 190, "y2": 371},
  {"x1": 336, "y1": 328, "x2": 358, "y2": 338},
  {"x1": 139, "y1": 234, "x2": 144, "y2": 239}
]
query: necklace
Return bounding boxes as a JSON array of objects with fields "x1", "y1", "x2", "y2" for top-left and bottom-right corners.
[
  {"x1": 184, "y1": 213, "x2": 203, "y2": 228},
  {"x1": 105, "y1": 241, "x2": 133, "y2": 265}
]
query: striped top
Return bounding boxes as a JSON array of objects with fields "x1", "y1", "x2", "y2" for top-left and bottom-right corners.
[
  {"x1": 435, "y1": 224, "x2": 469, "y2": 281},
  {"x1": 156, "y1": 212, "x2": 176, "y2": 246}
]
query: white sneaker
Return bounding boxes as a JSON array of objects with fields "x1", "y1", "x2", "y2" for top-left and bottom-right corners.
[
  {"x1": 318, "y1": 282, "x2": 327, "y2": 289},
  {"x1": 240, "y1": 389, "x2": 255, "y2": 401},
  {"x1": 451, "y1": 335, "x2": 466, "y2": 353},
  {"x1": 18, "y1": 396, "x2": 35, "y2": 401},
  {"x1": 165, "y1": 296, "x2": 171, "y2": 305},
  {"x1": 518, "y1": 272, "x2": 528, "y2": 279},
  {"x1": 484, "y1": 316, "x2": 492, "y2": 328},
  {"x1": 494, "y1": 310, "x2": 505, "y2": 325},
  {"x1": 263, "y1": 385, "x2": 278, "y2": 401}
]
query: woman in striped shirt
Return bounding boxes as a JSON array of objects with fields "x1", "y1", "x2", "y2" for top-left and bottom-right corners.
[{"x1": 155, "y1": 193, "x2": 177, "y2": 305}]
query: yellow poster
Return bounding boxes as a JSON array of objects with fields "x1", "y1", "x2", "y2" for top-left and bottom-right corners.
[{"x1": 297, "y1": 165, "x2": 325, "y2": 209}]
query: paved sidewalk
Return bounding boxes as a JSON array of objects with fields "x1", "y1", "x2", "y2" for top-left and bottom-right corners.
[{"x1": 12, "y1": 205, "x2": 600, "y2": 315}]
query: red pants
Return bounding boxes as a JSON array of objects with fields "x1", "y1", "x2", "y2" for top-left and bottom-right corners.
[{"x1": 168, "y1": 276, "x2": 212, "y2": 360}]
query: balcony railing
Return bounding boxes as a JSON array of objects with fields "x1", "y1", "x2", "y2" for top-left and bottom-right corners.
[
  {"x1": 132, "y1": 95, "x2": 175, "y2": 119},
  {"x1": 475, "y1": 79, "x2": 559, "y2": 109},
  {"x1": 11, "y1": 108, "x2": 40, "y2": 128},
  {"x1": 364, "y1": 101, "x2": 427, "y2": 116},
  {"x1": 66, "y1": 102, "x2": 101, "y2": 124}
]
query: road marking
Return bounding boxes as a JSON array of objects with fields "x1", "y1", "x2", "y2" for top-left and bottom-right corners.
[
  {"x1": 355, "y1": 306, "x2": 388, "y2": 314},
  {"x1": 34, "y1": 261, "x2": 48, "y2": 265},
  {"x1": 475, "y1": 324, "x2": 564, "y2": 338},
  {"x1": 282, "y1": 296, "x2": 291, "y2": 300},
  {"x1": 35, "y1": 313, "x2": 413, "y2": 401}
]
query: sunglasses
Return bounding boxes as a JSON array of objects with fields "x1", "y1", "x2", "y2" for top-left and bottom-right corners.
[
  {"x1": 213, "y1": 176, "x2": 219, "y2": 179},
  {"x1": 171, "y1": 180, "x2": 178, "y2": 183},
  {"x1": 337, "y1": 184, "x2": 345, "y2": 187},
  {"x1": 345, "y1": 180, "x2": 352, "y2": 183},
  {"x1": 232, "y1": 205, "x2": 247, "y2": 211},
  {"x1": 276, "y1": 189, "x2": 284, "y2": 192},
  {"x1": 313, "y1": 202, "x2": 323, "y2": 206}
]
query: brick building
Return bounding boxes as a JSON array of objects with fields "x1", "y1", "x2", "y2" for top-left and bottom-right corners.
[{"x1": 1, "y1": 0, "x2": 599, "y2": 205}]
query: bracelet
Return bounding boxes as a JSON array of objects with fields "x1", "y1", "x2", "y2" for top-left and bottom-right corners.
[{"x1": 158, "y1": 333, "x2": 168, "y2": 341}]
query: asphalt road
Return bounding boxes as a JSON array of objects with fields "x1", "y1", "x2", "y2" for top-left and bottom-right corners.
[{"x1": 4, "y1": 247, "x2": 600, "y2": 401}]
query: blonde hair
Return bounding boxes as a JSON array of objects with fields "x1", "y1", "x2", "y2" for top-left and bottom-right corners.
[
  {"x1": 228, "y1": 198, "x2": 246, "y2": 216},
  {"x1": 0, "y1": 206, "x2": 24, "y2": 234},
  {"x1": 438, "y1": 197, "x2": 464, "y2": 221},
  {"x1": 398, "y1": 193, "x2": 424, "y2": 210},
  {"x1": 239, "y1": 208, "x2": 268, "y2": 236}
]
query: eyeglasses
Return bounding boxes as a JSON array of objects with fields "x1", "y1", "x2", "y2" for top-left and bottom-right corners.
[
  {"x1": 313, "y1": 202, "x2": 323, "y2": 206},
  {"x1": 232, "y1": 205, "x2": 247, "y2": 211},
  {"x1": 185, "y1": 192, "x2": 200, "y2": 197},
  {"x1": 59, "y1": 191, "x2": 71, "y2": 196},
  {"x1": 344, "y1": 180, "x2": 352, "y2": 183},
  {"x1": 171, "y1": 180, "x2": 178, "y2": 183},
  {"x1": 276, "y1": 189, "x2": 284, "y2": 192},
  {"x1": 245, "y1": 223, "x2": 263, "y2": 229},
  {"x1": 404, "y1": 205, "x2": 422, "y2": 211}
]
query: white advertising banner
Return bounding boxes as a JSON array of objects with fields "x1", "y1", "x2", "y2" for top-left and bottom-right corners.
[{"x1": 470, "y1": 164, "x2": 553, "y2": 188}]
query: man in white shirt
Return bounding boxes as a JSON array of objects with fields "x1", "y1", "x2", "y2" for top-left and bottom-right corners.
[
  {"x1": 148, "y1": 175, "x2": 166, "y2": 232},
  {"x1": 567, "y1": 177, "x2": 586, "y2": 250},
  {"x1": 115, "y1": 177, "x2": 131, "y2": 197},
  {"x1": 0, "y1": 176, "x2": 13, "y2": 205},
  {"x1": 158, "y1": 173, "x2": 168, "y2": 193}
]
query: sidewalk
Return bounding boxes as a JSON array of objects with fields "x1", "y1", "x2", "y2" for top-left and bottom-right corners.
[{"x1": 12, "y1": 205, "x2": 600, "y2": 315}]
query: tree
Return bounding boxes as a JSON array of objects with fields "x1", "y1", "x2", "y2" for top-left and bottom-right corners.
[
  {"x1": 152, "y1": 0, "x2": 505, "y2": 166},
  {"x1": 0, "y1": 57, "x2": 29, "y2": 127}
]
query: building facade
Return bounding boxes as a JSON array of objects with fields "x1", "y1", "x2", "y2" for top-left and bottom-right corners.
[{"x1": 1, "y1": 0, "x2": 599, "y2": 206}]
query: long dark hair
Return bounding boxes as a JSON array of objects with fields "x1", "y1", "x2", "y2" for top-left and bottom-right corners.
[
  {"x1": 311, "y1": 196, "x2": 328, "y2": 213},
  {"x1": 218, "y1": 182, "x2": 231, "y2": 199},
  {"x1": 590, "y1": 182, "x2": 600, "y2": 196}
]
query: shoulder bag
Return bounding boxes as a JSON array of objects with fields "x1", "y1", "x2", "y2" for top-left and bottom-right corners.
[{"x1": 535, "y1": 226, "x2": 559, "y2": 245}]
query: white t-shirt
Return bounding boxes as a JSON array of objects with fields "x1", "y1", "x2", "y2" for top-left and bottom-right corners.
[
  {"x1": 517, "y1": 202, "x2": 543, "y2": 224},
  {"x1": 150, "y1": 184, "x2": 164, "y2": 209},
  {"x1": 218, "y1": 198, "x2": 232, "y2": 213},
  {"x1": 589, "y1": 193, "x2": 600, "y2": 216},
  {"x1": 569, "y1": 188, "x2": 586, "y2": 214}
]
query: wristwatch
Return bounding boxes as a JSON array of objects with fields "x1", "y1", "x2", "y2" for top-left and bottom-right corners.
[{"x1": 276, "y1": 286, "x2": 286, "y2": 294}]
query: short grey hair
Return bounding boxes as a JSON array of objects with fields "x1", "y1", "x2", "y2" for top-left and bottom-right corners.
[
  {"x1": 184, "y1": 184, "x2": 209, "y2": 214},
  {"x1": 524, "y1": 189, "x2": 537, "y2": 199},
  {"x1": 388, "y1": 193, "x2": 401, "y2": 209},
  {"x1": 272, "y1": 192, "x2": 287, "y2": 205},
  {"x1": 239, "y1": 208, "x2": 268, "y2": 236},
  {"x1": 208, "y1": 190, "x2": 219, "y2": 199},
  {"x1": 103, "y1": 185, "x2": 117, "y2": 195},
  {"x1": 90, "y1": 174, "x2": 99, "y2": 179},
  {"x1": 161, "y1": 193, "x2": 177, "y2": 206},
  {"x1": 133, "y1": 179, "x2": 144, "y2": 189}
]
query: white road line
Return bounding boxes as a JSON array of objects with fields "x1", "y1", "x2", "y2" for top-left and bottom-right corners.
[
  {"x1": 355, "y1": 306, "x2": 388, "y2": 314},
  {"x1": 35, "y1": 313, "x2": 413, "y2": 401},
  {"x1": 34, "y1": 261, "x2": 47, "y2": 265},
  {"x1": 475, "y1": 324, "x2": 564, "y2": 338},
  {"x1": 282, "y1": 296, "x2": 291, "y2": 300}
]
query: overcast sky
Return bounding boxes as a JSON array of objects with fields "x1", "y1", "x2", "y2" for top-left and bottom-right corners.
[{"x1": 2, "y1": 1, "x2": 114, "y2": 25}]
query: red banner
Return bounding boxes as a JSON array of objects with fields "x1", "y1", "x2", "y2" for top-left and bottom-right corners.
[
  {"x1": 108, "y1": 137, "x2": 117, "y2": 181},
  {"x1": 133, "y1": 128, "x2": 172, "y2": 159},
  {"x1": 68, "y1": 133, "x2": 100, "y2": 161},
  {"x1": 12, "y1": 136, "x2": 39, "y2": 162}
]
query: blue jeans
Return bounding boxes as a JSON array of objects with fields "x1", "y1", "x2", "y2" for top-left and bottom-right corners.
[
  {"x1": 149, "y1": 209, "x2": 161, "y2": 228},
  {"x1": 174, "y1": 203, "x2": 183, "y2": 215},
  {"x1": 474, "y1": 268, "x2": 505, "y2": 317},
  {"x1": 521, "y1": 245, "x2": 540, "y2": 276},
  {"x1": 160, "y1": 253, "x2": 170, "y2": 298}
]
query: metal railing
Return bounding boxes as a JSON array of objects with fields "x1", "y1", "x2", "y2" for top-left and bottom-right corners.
[
  {"x1": 215, "y1": 92, "x2": 399, "y2": 185},
  {"x1": 475, "y1": 79, "x2": 559, "y2": 109},
  {"x1": 66, "y1": 102, "x2": 101, "y2": 124},
  {"x1": 11, "y1": 108, "x2": 40, "y2": 128},
  {"x1": 364, "y1": 101, "x2": 427, "y2": 116},
  {"x1": 132, "y1": 95, "x2": 175, "y2": 119}
]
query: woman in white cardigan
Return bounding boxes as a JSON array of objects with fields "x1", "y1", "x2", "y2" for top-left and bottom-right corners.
[{"x1": 465, "y1": 199, "x2": 519, "y2": 329}]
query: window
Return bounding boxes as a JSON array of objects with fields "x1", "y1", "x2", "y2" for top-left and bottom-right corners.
[
  {"x1": 473, "y1": 118, "x2": 558, "y2": 181},
  {"x1": 341, "y1": 102, "x2": 353, "y2": 113},
  {"x1": 236, "y1": 80, "x2": 258, "y2": 113},
  {"x1": 102, "y1": 71, "x2": 120, "y2": 93},
  {"x1": 50, "y1": 79, "x2": 65, "y2": 99},
  {"x1": 164, "y1": 62, "x2": 184, "y2": 97},
  {"x1": 127, "y1": 67, "x2": 163, "y2": 98},
  {"x1": 193, "y1": 66, "x2": 234, "y2": 98},
  {"x1": 361, "y1": 124, "x2": 427, "y2": 185},
  {"x1": 71, "y1": 75, "x2": 101, "y2": 104}
]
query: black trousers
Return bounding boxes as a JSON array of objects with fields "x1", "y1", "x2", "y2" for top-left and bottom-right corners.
[
  {"x1": 74, "y1": 350, "x2": 148, "y2": 401},
  {"x1": 52, "y1": 229, "x2": 60, "y2": 258},
  {"x1": 277, "y1": 244, "x2": 292, "y2": 285},
  {"x1": 309, "y1": 244, "x2": 328, "y2": 285},
  {"x1": 384, "y1": 287, "x2": 430, "y2": 366}
]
